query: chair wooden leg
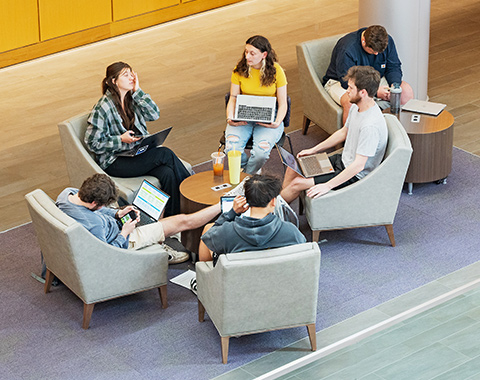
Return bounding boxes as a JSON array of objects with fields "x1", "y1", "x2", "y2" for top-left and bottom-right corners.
[
  {"x1": 221, "y1": 336, "x2": 230, "y2": 364},
  {"x1": 44, "y1": 268, "x2": 54, "y2": 293},
  {"x1": 158, "y1": 285, "x2": 168, "y2": 309},
  {"x1": 312, "y1": 230, "x2": 320, "y2": 243},
  {"x1": 198, "y1": 300, "x2": 205, "y2": 322},
  {"x1": 385, "y1": 224, "x2": 396, "y2": 247},
  {"x1": 302, "y1": 116, "x2": 311, "y2": 135},
  {"x1": 306, "y1": 323, "x2": 317, "y2": 351},
  {"x1": 82, "y1": 303, "x2": 95, "y2": 330}
]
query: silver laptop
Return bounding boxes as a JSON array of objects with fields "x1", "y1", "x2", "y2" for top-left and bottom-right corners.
[
  {"x1": 234, "y1": 95, "x2": 276, "y2": 123},
  {"x1": 117, "y1": 126, "x2": 172, "y2": 157},
  {"x1": 276, "y1": 145, "x2": 334, "y2": 178},
  {"x1": 402, "y1": 99, "x2": 446, "y2": 116}
]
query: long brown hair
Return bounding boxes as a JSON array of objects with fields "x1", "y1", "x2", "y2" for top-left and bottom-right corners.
[
  {"x1": 234, "y1": 35, "x2": 277, "y2": 87},
  {"x1": 102, "y1": 62, "x2": 136, "y2": 131}
]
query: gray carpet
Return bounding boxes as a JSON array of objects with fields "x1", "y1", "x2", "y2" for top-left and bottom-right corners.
[{"x1": 1, "y1": 129, "x2": 479, "y2": 380}]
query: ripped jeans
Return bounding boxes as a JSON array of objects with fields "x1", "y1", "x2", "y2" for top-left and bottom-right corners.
[{"x1": 224, "y1": 121, "x2": 284, "y2": 174}]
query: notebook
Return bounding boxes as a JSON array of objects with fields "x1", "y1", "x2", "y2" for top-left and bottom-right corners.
[
  {"x1": 117, "y1": 126, "x2": 172, "y2": 157},
  {"x1": 276, "y1": 144, "x2": 334, "y2": 178},
  {"x1": 401, "y1": 99, "x2": 446, "y2": 116},
  {"x1": 234, "y1": 95, "x2": 276, "y2": 123},
  {"x1": 131, "y1": 180, "x2": 170, "y2": 222}
]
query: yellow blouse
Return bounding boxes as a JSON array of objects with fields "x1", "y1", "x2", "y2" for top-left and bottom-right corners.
[{"x1": 231, "y1": 62, "x2": 287, "y2": 97}]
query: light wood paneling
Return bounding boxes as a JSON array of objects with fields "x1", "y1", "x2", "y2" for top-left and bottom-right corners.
[
  {"x1": 113, "y1": 0, "x2": 179, "y2": 21},
  {"x1": 38, "y1": 0, "x2": 112, "y2": 41},
  {"x1": 0, "y1": 0, "x2": 39, "y2": 52},
  {"x1": 1, "y1": 0, "x2": 479, "y2": 232},
  {"x1": 0, "y1": 0, "x2": 242, "y2": 67}
]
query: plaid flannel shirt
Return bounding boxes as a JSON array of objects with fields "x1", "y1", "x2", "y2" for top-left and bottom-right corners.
[{"x1": 85, "y1": 88, "x2": 160, "y2": 169}]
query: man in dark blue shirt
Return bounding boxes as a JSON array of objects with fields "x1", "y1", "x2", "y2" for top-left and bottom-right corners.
[{"x1": 323, "y1": 25, "x2": 414, "y2": 124}]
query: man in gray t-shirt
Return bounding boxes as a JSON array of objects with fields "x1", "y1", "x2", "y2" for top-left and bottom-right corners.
[{"x1": 281, "y1": 65, "x2": 387, "y2": 203}]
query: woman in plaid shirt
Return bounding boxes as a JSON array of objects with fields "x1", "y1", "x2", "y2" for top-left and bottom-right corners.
[{"x1": 85, "y1": 62, "x2": 191, "y2": 216}]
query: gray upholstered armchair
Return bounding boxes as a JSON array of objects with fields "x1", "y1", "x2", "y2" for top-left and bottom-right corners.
[
  {"x1": 58, "y1": 113, "x2": 192, "y2": 203},
  {"x1": 25, "y1": 189, "x2": 169, "y2": 329},
  {"x1": 196, "y1": 242, "x2": 321, "y2": 364},
  {"x1": 296, "y1": 34, "x2": 344, "y2": 135},
  {"x1": 302, "y1": 114, "x2": 413, "y2": 246}
]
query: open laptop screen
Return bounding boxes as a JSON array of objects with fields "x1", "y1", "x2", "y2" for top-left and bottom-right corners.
[{"x1": 132, "y1": 180, "x2": 170, "y2": 221}]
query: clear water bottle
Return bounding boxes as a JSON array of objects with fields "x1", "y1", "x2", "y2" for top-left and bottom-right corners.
[{"x1": 390, "y1": 83, "x2": 402, "y2": 114}]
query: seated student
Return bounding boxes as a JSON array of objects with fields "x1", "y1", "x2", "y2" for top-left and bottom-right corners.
[
  {"x1": 281, "y1": 65, "x2": 387, "y2": 203},
  {"x1": 198, "y1": 174, "x2": 306, "y2": 264},
  {"x1": 323, "y1": 25, "x2": 414, "y2": 125},
  {"x1": 56, "y1": 174, "x2": 220, "y2": 264},
  {"x1": 85, "y1": 62, "x2": 190, "y2": 217},
  {"x1": 225, "y1": 35, "x2": 288, "y2": 174}
]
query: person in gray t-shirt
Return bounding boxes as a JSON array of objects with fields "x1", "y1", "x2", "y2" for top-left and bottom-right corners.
[{"x1": 281, "y1": 66, "x2": 387, "y2": 203}]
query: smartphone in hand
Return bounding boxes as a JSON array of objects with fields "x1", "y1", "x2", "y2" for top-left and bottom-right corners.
[{"x1": 120, "y1": 210, "x2": 137, "y2": 224}]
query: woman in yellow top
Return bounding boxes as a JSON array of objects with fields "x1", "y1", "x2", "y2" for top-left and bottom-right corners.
[{"x1": 225, "y1": 35, "x2": 288, "y2": 174}]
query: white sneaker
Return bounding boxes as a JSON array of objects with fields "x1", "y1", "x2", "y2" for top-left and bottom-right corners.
[
  {"x1": 161, "y1": 244, "x2": 190, "y2": 264},
  {"x1": 170, "y1": 232, "x2": 181, "y2": 241}
]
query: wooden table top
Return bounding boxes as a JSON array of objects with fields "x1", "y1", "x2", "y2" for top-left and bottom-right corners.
[
  {"x1": 179, "y1": 170, "x2": 248, "y2": 206},
  {"x1": 385, "y1": 109, "x2": 454, "y2": 134}
]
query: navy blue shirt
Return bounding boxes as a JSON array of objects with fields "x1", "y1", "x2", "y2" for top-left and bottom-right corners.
[{"x1": 323, "y1": 28, "x2": 403, "y2": 89}]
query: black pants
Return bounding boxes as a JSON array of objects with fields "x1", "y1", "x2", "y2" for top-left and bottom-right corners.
[
  {"x1": 106, "y1": 147, "x2": 191, "y2": 217},
  {"x1": 313, "y1": 153, "x2": 359, "y2": 190}
]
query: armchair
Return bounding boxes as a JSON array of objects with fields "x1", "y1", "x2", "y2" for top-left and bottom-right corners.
[
  {"x1": 196, "y1": 242, "x2": 321, "y2": 363},
  {"x1": 296, "y1": 34, "x2": 344, "y2": 135},
  {"x1": 58, "y1": 113, "x2": 192, "y2": 203},
  {"x1": 302, "y1": 114, "x2": 413, "y2": 246},
  {"x1": 25, "y1": 189, "x2": 169, "y2": 329}
]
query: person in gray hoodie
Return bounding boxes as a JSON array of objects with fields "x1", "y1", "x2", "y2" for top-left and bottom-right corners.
[{"x1": 198, "y1": 174, "x2": 306, "y2": 264}]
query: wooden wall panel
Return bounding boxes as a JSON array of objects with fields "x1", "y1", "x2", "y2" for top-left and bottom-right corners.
[
  {"x1": 113, "y1": 0, "x2": 180, "y2": 21},
  {"x1": 38, "y1": 0, "x2": 112, "y2": 41},
  {"x1": 0, "y1": 0, "x2": 242, "y2": 68},
  {"x1": 0, "y1": 0, "x2": 39, "y2": 52}
]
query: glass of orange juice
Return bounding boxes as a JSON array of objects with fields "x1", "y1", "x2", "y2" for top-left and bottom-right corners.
[{"x1": 211, "y1": 152, "x2": 225, "y2": 177}]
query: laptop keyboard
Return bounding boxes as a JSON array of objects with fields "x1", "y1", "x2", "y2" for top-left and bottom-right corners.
[
  {"x1": 301, "y1": 155, "x2": 323, "y2": 176},
  {"x1": 237, "y1": 105, "x2": 273, "y2": 122}
]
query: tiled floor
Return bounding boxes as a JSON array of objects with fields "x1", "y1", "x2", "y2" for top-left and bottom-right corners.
[{"x1": 214, "y1": 261, "x2": 480, "y2": 380}]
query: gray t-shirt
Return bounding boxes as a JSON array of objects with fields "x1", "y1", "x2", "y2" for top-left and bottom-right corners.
[{"x1": 342, "y1": 104, "x2": 388, "y2": 179}]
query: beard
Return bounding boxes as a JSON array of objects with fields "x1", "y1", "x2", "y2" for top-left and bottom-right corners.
[{"x1": 349, "y1": 93, "x2": 362, "y2": 104}]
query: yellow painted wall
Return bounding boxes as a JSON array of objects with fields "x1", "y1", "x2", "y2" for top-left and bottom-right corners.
[
  {"x1": 113, "y1": 0, "x2": 180, "y2": 21},
  {"x1": 38, "y1": 0, "x2": 112, "y2": 41},
  {"x1": 0, "y1": 0, "x2": 242, "y2": 68},
  {"x1": 0, "y1": 0, "x2": 39, "y2": 52}
]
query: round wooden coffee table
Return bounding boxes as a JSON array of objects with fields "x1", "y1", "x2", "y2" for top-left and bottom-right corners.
[
  {"x1": 179, "y1": 170, "x2": 248, "y2": 254},
  {"x1": 386, "y1": 109, "x2": 454, "y2": 194}
]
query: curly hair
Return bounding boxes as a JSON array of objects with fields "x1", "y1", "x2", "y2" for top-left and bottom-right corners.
[
  {"x1": 102, "y1": 62, "x2": 136, "y2": 131},
  {"x1": 233, "y1": 35, "x2": 278, "y2": 87},
  {"x1": 78, "y1": 174, "x2": 118, "y2": 207},
  {"x1": 364, "y1": 25, "x2": 389, "y2": 53}
]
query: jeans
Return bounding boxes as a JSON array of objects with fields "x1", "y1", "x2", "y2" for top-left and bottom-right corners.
[
  {"x1": 106, "y1": 147, "x2": 191, "y2": 217},
  {"x1": 224, "y1": 122, "x2": 284, "y2": 174}
]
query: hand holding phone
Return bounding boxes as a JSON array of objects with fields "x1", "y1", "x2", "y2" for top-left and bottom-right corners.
[{"x1": 120, "y1": 210, "x2": 138, "y2": 225}]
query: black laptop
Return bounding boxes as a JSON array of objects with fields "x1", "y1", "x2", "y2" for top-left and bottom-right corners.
[{"x1": 117, "y1": 126, "x2": 172, "y2": 157}]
